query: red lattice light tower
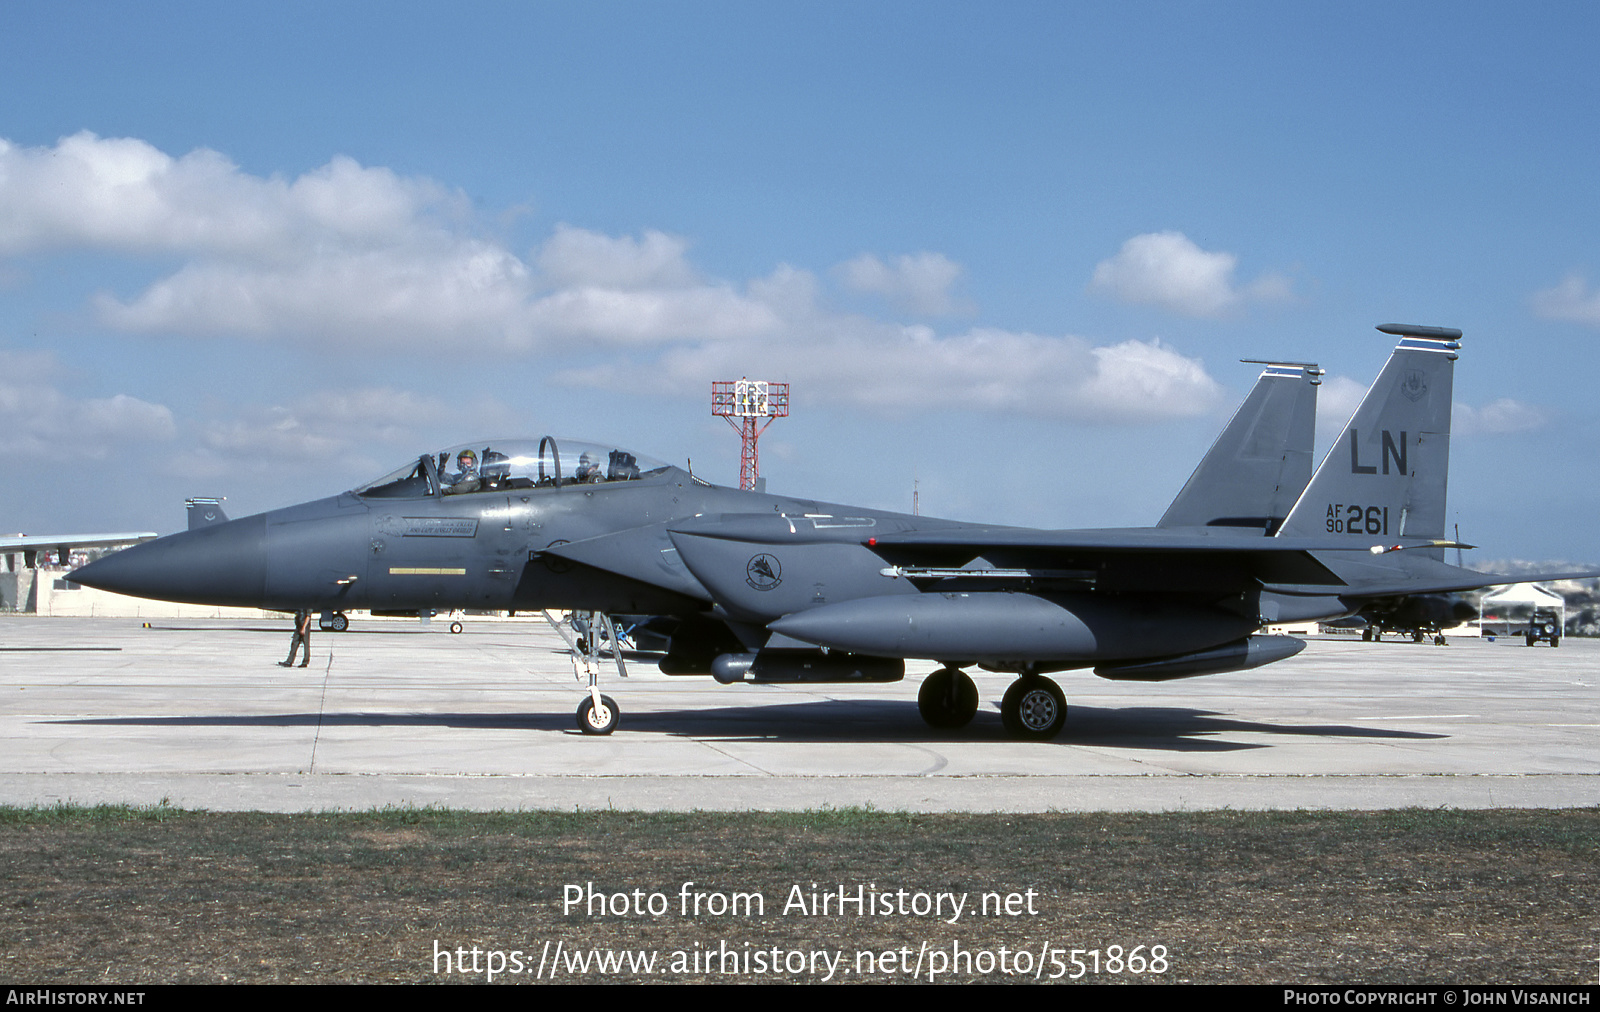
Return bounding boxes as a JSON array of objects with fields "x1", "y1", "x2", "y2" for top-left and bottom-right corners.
[{"x1": 711, "y1": 378, "x2": 789, "y2": 490}]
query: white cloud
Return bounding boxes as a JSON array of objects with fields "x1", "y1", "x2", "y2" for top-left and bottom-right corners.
[
  {"x1": 0, "y1": 132, "x2": 456, "y2": 259},
  {"x1": 522, "y1": 284, "x2": 781, "y2": 344},
  {"x1": 96, "y1": 243, "x2": 535, "y2": 345},
  {"x1": 159, "y1": 386, "x2": 525, "y2": 487},
  {"x1": 201, "y1": 409, "x2": 344, "y2": 462},
  {"x1": 1088, "y1": 231, "x2": 1291, "y2": 318},
  {"x1": 1453, "y1": 398, "x2": 1551, "y2": 436},
  {"x1": 1531, "y1": 273, "x2": 1600, "y2": 326},
  {"x1": 196, "y1": 387, "x2": 493, "y2": 461},
  {"x1": 1, "y1": 133, "x2": 1221, "y2": 424},
  {"x1": 1315, "y1": 372, "x2": 1550, "y2": 444},
  {"x1": 1313, "y1": 374, "x2": 1369, "y2": 445},
  {"x1": 558, "y1": 274, "x2": 1222, "y2": 423},
  {"x1": 0, "y1": 350, "x2": 175, "y2": 458},
  {"x1": 0, "y1": 133, "x2": 778, "y2": 351},
  {"x1": 836, "y1": 251, "x2": 967, "y2": 316},
  {"x1": 537, "y1": 224, "x2": 697, "y2": 290}
]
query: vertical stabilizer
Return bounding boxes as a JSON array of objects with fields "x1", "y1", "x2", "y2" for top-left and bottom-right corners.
[
  {"x1": 186, "y1": 497, "x2": 229, "y2": 531},
  {"x1": 1278, "y1": 324, "x2": 1460, "y2": 553},
  {"x1": 1158, "y1": 361, "x2": 1321, "y2": 533}
]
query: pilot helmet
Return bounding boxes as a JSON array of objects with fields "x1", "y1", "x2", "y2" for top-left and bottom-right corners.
[{"x1": 457, "y1": 449, "x2": 478, "y2": 467}]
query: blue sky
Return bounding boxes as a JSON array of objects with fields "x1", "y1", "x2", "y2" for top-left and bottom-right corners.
[{"x1": 2, "y1": 2, "x2": 1597, "y2": 561}]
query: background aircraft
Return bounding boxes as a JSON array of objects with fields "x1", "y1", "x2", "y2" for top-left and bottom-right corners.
[
  {"x1": 1329, "y1": 593, "x2": 1480, "y2": 644},
  {"x1": 3, "y1": 531, "x2": 157, "y2": 570}
]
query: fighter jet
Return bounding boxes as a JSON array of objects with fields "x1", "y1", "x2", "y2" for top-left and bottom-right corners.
[
  {"x1": 1330, "y1": 593, "x2": 1480, "y2": 644},
  {"x1": 72, "y1": 356, "x2": 1317, "y2": 731},
  {"x1": 73, "y1": 325, "x2": 1581, "y2": 739}
]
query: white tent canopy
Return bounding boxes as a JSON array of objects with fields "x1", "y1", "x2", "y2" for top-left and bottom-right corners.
[{"x1": 1478, "y1": 583, "x2": 1564, "y2": 635}]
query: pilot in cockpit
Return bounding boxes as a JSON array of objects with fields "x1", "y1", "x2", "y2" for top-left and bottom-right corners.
[
  {"x1": 442, "y1": 448, "x2": 481, "y2": 495},
  {"x1": 575, "y1": 451, "x2": 604, "y2": 483}
]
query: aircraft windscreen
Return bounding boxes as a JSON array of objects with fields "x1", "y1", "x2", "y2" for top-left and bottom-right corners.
[
  {"x1": 352, "y1": 457, "x2": 435, "y2": 499},
  {"x1": 355, "y1": 438, "x2": 669, "y2": 499}
]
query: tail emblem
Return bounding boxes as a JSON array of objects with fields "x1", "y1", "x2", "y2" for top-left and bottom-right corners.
[{"x1": 1400, "y1": 370, "x2": 1428, "y2": 402}]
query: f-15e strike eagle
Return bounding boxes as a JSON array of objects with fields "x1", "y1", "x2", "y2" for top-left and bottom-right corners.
[{"x1": 73, "y1": 324, "x2": 1590, "y2": 738}]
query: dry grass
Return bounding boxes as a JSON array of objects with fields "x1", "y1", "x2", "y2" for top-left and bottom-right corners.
[{"x1": 1, "y1": 806, "x2": 1595, "y2": 984}]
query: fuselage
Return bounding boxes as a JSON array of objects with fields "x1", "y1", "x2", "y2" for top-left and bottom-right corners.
[
  {"x1": 71, "y1": 434, "x2": 1363, "y2": 674},
  {"x1": 70, "y1": 442, "x2": 935, "y2": 618}
]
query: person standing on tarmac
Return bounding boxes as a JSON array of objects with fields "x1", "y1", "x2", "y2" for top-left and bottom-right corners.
[{"x1": 280, "y1": 609, "x2": 313, "y2": 667}]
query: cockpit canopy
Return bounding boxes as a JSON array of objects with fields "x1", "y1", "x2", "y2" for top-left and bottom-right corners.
[{"x1": 353, "y1": 437, "x2": 671, "y2": 499}]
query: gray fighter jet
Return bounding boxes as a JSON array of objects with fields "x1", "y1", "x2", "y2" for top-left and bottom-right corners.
[
  {"x1": 73, "y1": 325, "x2": 1582, "y2": 738},
  {"x1": 71, "y1": 356, "x2": 1317, "y2": 733}
]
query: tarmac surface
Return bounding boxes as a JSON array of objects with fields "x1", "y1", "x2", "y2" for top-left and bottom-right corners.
[{"x1": 1, "y1": 615, "x2": 1595, "y2": 812}]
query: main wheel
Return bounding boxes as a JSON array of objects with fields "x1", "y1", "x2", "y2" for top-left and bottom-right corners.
[
  {"x1": 1001, "y1": 676, "x2": 1066, "y2": 740},
  {"x1": 576, "y1": 694, "x2": 620, "y2": 735},
  {"x1": 330, "y1": 612, "x2": 349, "y2": 633},
  {"x1": 917, "y1": 667, "x2": 979, "y2": 729},
  {"x1": 449, "y1": 621, "x2": 463, "y2": 634}
]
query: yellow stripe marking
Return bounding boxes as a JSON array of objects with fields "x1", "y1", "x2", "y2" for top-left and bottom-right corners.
[{"x1": 388, "y1": 567, "x2": 467, "y2": 576}]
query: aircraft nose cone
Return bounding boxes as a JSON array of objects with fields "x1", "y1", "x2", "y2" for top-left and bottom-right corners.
[{"x1": 71, "y1": 516, "x2": 267, "y2": 606}]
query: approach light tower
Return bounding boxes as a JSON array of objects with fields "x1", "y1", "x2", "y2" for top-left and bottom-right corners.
[{"x1": 712, "y1": 378, "x2": 789, "y2": 491}]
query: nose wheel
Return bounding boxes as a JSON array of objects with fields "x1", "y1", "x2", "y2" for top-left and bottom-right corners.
[
  {"x1": 547, "y1": 611, "x2": 631, "y2": 735},
  {"x1": 577, "y1": 691, "x2": 620, "y2": 735},
  {"x1": 1001, "y1": 676, "x2": 1066, "y2": 740}
]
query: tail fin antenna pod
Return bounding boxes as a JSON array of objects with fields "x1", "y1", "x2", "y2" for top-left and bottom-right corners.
[
  {"x1": 1278, "y1": 324, "x2": 1461, "y2": 556},
  {"x1": 1158, "y1": 360, "x2": 1322, "y2": 533}
]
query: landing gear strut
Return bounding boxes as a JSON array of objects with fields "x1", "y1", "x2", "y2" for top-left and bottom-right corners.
[
  {"x1": 917, "y1": 667, "x2": 978, "y2": 729},
  {"x1": 1001, "y1": 675, "x2": 1067, "y2": 740},
  {"x1": 544, "y1": 610, "x2": 629, "y2": 735}
]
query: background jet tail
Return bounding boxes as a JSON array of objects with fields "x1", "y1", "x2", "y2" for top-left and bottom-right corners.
[
  {"x1": 1277, "y1": 324, "x2": 1460, "y2": 555},
  {"x1": 185, "y1": 497, "x2": 229, "y2": 531},
  {"x1": 1158, "y1": 360, "x2": 1321, "y2": 533}
]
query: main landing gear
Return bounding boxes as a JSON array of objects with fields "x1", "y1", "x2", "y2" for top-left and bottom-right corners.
[
  {"x1": 917, "y1": 667, "x2": 1068, "y2": 740},
  {"x1": 318, "y1": 611, "x2": 349, "y2": 632},
  {"x1": 917, "y1": 667, "x2": 979, "y2": 728},
  {"x1": 1001, "y1": 676, "x2": 1067, "y2": 740}
]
